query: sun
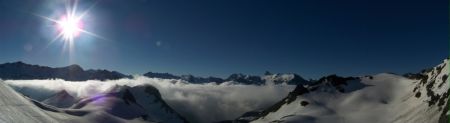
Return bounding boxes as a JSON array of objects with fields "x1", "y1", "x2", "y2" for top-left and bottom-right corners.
[
  {"x1": 57, "y1": 15, "x2": 82, "y2": 41},
  {"x1": 34, "y1": 0, "x2": 106, "y2": 61},
  {"x1": 35, "y1": 0, "x2": 104, "y2": 44}
]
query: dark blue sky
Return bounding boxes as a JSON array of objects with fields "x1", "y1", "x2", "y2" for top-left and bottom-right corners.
[{"x1": 0, "y1": 0, "x2": 448, "y2": 79}]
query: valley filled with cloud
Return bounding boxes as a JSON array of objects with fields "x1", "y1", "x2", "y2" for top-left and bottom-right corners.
[{"x1": 4, "y1": 76, "x2": 295, "y2": 123}]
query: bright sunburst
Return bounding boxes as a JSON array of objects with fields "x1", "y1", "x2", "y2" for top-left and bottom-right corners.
[
  {"x1": 36, "y1": 0, "x2": 102, "y2": 46},
  {"x1": 57, "y1": 15, "x2": 82, "y2": 41}
]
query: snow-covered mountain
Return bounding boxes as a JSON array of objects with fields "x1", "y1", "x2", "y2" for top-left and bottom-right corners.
[
  {"x1": 0, "y1": 79, "x2": 60, "y2": 123},
  {"x1": 1, "y1": 60, "x2": 447, "y2": 123},
  {"x1": 42, "y1": 90, "x2": 77, "y2": 108},
  {"x1": 67, "y1": 84, "x2": 188, "y2": 123},
  {"x1": 144, "y1": 72, "x2": 308, "y2": 85},
  {"x1": 0, "y1": 80, "x2": 188, "y2": 123},
  {"x1": 262, "y1": 72, "x2": 309, "y2": 85},
  {"x1": 0, "y1": 62, "x2": 130, "y2": 81},
  {"x1": 228, "y1": 59, "x2": 449, "y2": 123}
]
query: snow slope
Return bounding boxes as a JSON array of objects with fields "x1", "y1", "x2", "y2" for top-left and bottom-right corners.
[
  {"x1": 0, "y1": 80, "x2": 187, "y2": 123},
  {"x1": 262, "y1": 73, "x2": 309, "y2": 85},
  {"x1": 42, "y1": 90, "x2": 77, "y2": 108},
  {"x1": 233, "y1": 59, "x2": 449, "y2": 123},
  {"x1": 0, "y1": 80, "x2": 59, "y2": 123},
  {"x1": 5, "y1": 77, "x2": 294, "y2": 123}
]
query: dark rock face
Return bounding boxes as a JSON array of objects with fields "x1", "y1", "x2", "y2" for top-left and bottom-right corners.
[
  {"x1": 0, "y1": 62, "x2": 130, "y2": 81},
  {"x1": 122, "y1": 89, "x2": 137, "y2": 105},
  {"x1": 285, "y1": 85, "x2": 309, "y2": 104},
  {"x1": 409, "y1": 59, "x2": 449, "y2": 122},
  {"x1": 409, "y1": 61, "x2": 449, "y2": 108},
  {"x1": 309, "y1": 75, "x2": 360, "y2": 93},
  {"x1": 438, "y1": 75, "x2": 448, "y2": 88},
  {"x1": 312, "y1": 75, "x2": 356, "y2": 87},
  {"x1": 438, "y1": 101, "x2": 449, "y2": 123},
  {"x1": 300, "y1": 101, "x2": 309, "y2": 106},
  {"x1": 415, "y1": 92, "x2": 421, "y2": 98}
]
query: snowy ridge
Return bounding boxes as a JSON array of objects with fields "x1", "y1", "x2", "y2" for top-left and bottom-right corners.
[
  {"x1": 407, "y1": 59, "x2": 449, "y2": 123},
  {"x1": 0, "y1": 80, "x2": 59, "y2": 123},
  {"x1": 42, "y1": 90, "x2": 77, "y2": 108},
  {"x1": 230, "y1": 59, "x2": 449, "y2": 123},
  {"x1": 4, "y1": 77, "x2": 295, "y2": 123},
  {"x1": 262, "y1": 73, "x2": 309, "y2": 85},
  {"x1": 0, "y1": 80, "x2": 188, "y2": 123},
  {"x1": 66, "y1": 84, "x2": 188, "y2": 123}
]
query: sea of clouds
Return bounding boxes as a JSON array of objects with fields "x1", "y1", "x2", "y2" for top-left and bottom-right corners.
[{"x1": 3, "y1": 76, "x2": 295, "y2": 123}]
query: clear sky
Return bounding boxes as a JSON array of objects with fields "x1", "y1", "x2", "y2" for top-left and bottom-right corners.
[{"x1": 0, "y1": 0, "x2": 447, "y2": 79}]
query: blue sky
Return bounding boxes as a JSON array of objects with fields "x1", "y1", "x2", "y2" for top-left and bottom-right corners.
[{"x1": 0, "y1": 0, "x2": 447, "y2": 79}]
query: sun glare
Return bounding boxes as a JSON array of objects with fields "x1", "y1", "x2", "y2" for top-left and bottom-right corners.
[
  {"x1": 34, "y1": 0, "x2": 107, "y2": 62},
  {"x1": 36, "y1": 0, "x2": 103, "y2": 44},
  {"x1": 58, "y1": 16, "x2": 82, "y2": 41}
]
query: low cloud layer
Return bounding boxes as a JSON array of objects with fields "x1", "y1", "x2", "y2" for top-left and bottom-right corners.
[{"x1": 3, "y1": 76, "x2": 295, "y2": 123}]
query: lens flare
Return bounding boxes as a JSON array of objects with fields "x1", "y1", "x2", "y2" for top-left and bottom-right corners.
[
  {"x1": 35, "y1": 0, "x2": 105, "y2": 61},
  {"x1": 57, "y1": 16, "x2": 82, "y2": 41}
]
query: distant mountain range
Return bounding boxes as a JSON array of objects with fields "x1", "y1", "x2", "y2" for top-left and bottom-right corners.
[
  {"x1": 0, "y1": 61, "x2": 130, "y2": 81},
  {"x1": 0, "y1": 59, "x2": 448, "y2": 123},
  {"x1": 143, "y1": 71, "x2": 309, "y2": 85},
  {"x1": 0, "y1": 61, "x2": 309, "y2": 85}
]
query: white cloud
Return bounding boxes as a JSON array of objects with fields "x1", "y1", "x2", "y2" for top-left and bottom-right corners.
[{"x1": 4, "y1": 76, "x2": 294, "y2": 123}]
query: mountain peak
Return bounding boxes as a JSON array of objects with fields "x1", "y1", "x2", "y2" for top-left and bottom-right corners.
[
  {"x1": 65, "y1": 64, "x2": 83, "y2": 71},
  {"x1": 5, "y1": 61, "x2": 29, "y2": 66},
  {"x1": 264, "y1": 71, "x2": 273, "y2": 75},
  {"x1": 12, "y1": 61, "x2": 25, "y2": 64},
  {"x1": 42, "y1": 90, "x2": 76, "y2": 108}
]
